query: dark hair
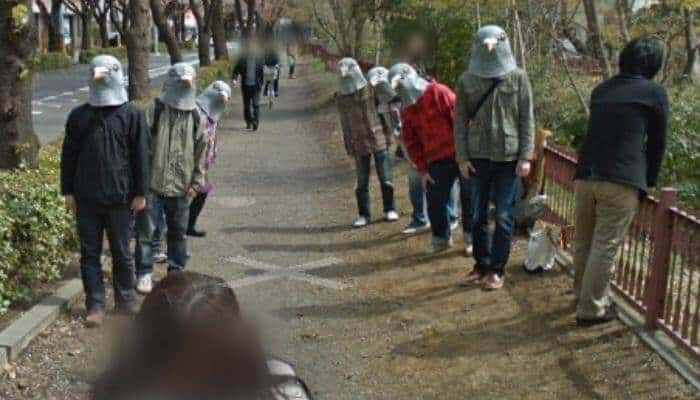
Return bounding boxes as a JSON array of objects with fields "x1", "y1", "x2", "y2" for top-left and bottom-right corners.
[
  {"x1": 619, "y1": 37, "x2": 664, "y2": 79},
  {"x1": 93, "y1": 271, "x2": 278, "y2": 400}
]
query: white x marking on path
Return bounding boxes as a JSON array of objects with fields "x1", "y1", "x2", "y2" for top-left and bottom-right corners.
[{"x1": 225, "y1": 256, "x2": 349, "y2": 290}]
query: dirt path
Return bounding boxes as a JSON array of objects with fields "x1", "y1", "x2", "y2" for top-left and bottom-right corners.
[{"x1": 1, "y1": 59, "x2": 697, "y2": 400}]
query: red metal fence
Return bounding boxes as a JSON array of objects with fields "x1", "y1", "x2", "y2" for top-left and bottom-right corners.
[{"x1": 543, "y1": 145, "x2": 700, "y2": 360}]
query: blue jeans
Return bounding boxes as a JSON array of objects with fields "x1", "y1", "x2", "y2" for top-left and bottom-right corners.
[
  {"x1": 425, "y1": 160, "x2": 474, "y2": 244},
  {"x1": 471, "y1": 159, "x2": 519, "y2": 276},
  {"x1": 76, "y1": 204, "x2": 137, "y2": 311},
  {"x1": 408, "y1": 165, "x2": 459, "y2": 226},
  {"x1": 151, "y1": 207, "x2": 166, "y2": 254},
  {"x1": 289, "y1": 63, "x2": 296, "y2": 78},
  {"x1": 135, "y1": 194, "x2": 189, "y2": 275},
  {"x1": 355, "y1": 149, "x2": 395, "y2": 218}
]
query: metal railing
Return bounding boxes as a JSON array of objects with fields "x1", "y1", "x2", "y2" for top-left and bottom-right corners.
[{"x1": 543, "y1": 145, "x2": 700, "y2": 359}]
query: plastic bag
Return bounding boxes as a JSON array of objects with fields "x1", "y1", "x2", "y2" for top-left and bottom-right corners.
[{"x1": 524, "y1": 221, "x2": 562, "y2": 273}]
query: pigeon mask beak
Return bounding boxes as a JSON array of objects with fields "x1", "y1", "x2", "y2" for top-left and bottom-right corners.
[
  {"x1": 484, "y1": 38, "x2": 498, "y2": 53},
  {"x1": 93, "y1": 66, "x2": 109, "y2": 81},
  {"x1": 390, "y1": 76, "x2": 401, "y2": 90},
  {"x1": 369, "y1": 76, "x2": 381, "y2": 87},
  {"x1": 181, "y1": 75, "x2": 194, "y2": 87},
  {"x1": 221, "y1": 92, "x2": 230, "y2": 102},
  {"x1": 339, "y1": 66, "x2": 349, "y2": 78}
]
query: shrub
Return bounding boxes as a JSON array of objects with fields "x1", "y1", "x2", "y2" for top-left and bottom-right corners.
[
  {"x1": 0, "y1": 141, "x2": 78, "y2": 314},
  {"x1": 33, "y1": 52, "x2": 73, "y2": 72},
  {"x1": 79, "y1": 46, "x2": 128, "y2": 64},
  {"x1": 196, "y1": 60, "x2": 233, "y2": 89}
]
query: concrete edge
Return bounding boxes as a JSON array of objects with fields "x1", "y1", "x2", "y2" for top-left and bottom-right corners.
[
  {"x1": 0, "y1": 278, "x2": 82, "y2": 366},
  {"x1": 555, "y1": 250, "x2": 700, "y2": 391}
]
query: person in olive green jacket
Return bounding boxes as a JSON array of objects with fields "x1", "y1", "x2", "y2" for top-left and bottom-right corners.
[
  {"x1": 135, "y1": 63, "x2": 207, "y2": 294},
  {"x1": 454, "y1": 25, "x2": 534, "y2": 291}
]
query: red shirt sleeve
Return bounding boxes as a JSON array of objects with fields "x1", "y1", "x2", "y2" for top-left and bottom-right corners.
[
  {"x1": 401, "y1": 110, "x2": 427, "y2": 174},
  {"x1": 438, "y1": 84, "x2": 456, "y2": 128}
]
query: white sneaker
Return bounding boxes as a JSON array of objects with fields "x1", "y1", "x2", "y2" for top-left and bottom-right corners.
[
  {"x1": 450, "y1": 220, "x2": 460, "y2": 231},
  {"x1": 464, "y1": 233, "x2": 474, "y2": 257},
  {"x1": 136, "y1": 274, "x2": 153, "y2": 294},
  {"x1": 386, "y1": 210, "x2": 400, "y2": 222},
  {"x1": 353, "y1": 216, "x2": 369, "y2": 228},
  {"x1": 402, "y1": 222, "x2": 431, "y2": 235},
  {"x1": 154, "y1": 252, "x2": 167, "y2": 264}
]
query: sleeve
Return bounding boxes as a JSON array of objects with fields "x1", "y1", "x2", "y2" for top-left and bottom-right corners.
[
  {"x1": 453, "y1": 77, "x2": 470, "y2": 162},
  {"x1": 336, "y1": 96, "x2": 355, "y2": 157},
  {"x1": 60, "y1": 111, "x2": 80, "y2": 196},
  {"x1": 518, "y1": 71, "x2": 535, "y2": 161},
  {"x1": 130, "y1": 108, "x2": 151, "y2": 197},
  {"x1": 402, "y1": 113, "x2": 427, "y2": 174},
  {"x1": 190, "y1": 113, "x2": 208, "y2": 192},
  {"x1": 645, "y1": 86, "x2": 669, "y2": 188}
]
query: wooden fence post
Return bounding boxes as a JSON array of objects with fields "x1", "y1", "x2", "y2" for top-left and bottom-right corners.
[{"x1": 644, "y1": 188, "x2": 677, "y2": 330}]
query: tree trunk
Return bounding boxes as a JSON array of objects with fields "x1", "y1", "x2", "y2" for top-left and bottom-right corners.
[
  {"x1": 48, "y1": 0, "x2": 65, "y2": 52},
  {"x1": 81, "y1": 13, "x2": 92, "y2": 50},
  {"x1": 0, "y1": 0, "x2": 40, "y2": 169},
  {"x1": 126, "y1": 0, "x2": 150, "y2": 100},
  {"x1": 683, "y1": 7, "x2": 700, "y2": 82},
  {"x1": 582, "y1": 0, "x2": 612, "y2": 79},
  {"x1": 150, "y1": 0, "x2": 183, "y2": 63},
  {"x1": 190, "y1": 0, "x2": 211, "y2": 66},
  {"x1": 615, "y1": 0, "x2": 631, "y2": 43},
  {"x1": 211, "y1": 0, "x2": 228, "y2": 60},
  {"x1": 97, "y1": 13, "x2": 109, "y2": 47}
]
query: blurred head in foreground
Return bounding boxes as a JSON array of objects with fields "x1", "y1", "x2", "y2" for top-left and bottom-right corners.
[
  {"x1": 92, "y1": 271, "x2": 277, "y2": 400},
  {"x1": 618, "y1": 37, "x2": 664, "y2": 79}
]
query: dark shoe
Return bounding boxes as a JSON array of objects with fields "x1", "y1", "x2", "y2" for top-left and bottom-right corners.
[
  {"x1": 246, "y1": 123, "x2": 252, "y2": 130},
  {"x1": 187, "y1": 228, "x2": 207, "y2": 237},
  {"x1": 576, "y1": 304, "x2": 618, "y2": 327},
  {"x1": 458, "y1": 269, "x2": 486, "y2": 286},
  {"x1": 253, "y1": 122, "x2": 259, "y2": 131},
  {"x1": 85, "y1": 309, "x2": 105, "y2": 328}
]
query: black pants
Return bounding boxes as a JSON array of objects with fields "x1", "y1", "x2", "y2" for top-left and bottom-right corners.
[
  {"x1": 242, "y1": 84, "x2": 261, "y2": 125},
  {"x1": 188, "y1": 192, "x2": 208, "y2": 231},
  {"x1": 426, "y1": 160, "x2": 474, "y2": 243},
  {"x1": 76, "y1": 204, "x2": 137, "y2": 312}
]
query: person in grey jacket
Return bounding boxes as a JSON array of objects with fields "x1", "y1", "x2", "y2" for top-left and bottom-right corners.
[{"x1": 454, "y1": 25, "x2": 535, "y2": 290}]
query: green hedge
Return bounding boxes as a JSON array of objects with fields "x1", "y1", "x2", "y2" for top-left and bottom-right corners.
[
  {"x1": 158, "y1": 40, "x2": 196, "y2": 54},
  {"x1": 0, "y1": 142, "x2": 78, "y2": 314},
  {"x1": 79, "y1": 46, "x2": 128, "y2": 64},
  {"x1": 33, "y1": 52, "x2": 73, "y2": 73},
  {"x1": 196, "y1": 60, "x2": 233, "y2": 89}
]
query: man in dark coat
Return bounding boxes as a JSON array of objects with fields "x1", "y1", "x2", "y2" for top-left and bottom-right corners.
[
  {"x1": 231, "y1": 42, "x2": 264, "y2": 131},
  {"x1": 573, "y1": 37, "x2": 669, "y2": 326},
  {"x1": 61, "y1": 55, "x2": 149, "y2": 327}
]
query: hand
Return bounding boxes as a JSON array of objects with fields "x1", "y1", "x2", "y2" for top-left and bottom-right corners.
[
  {"x1": 516, "y1": 160, "x2": 532, "y2": 177},
  {"x1": 131, "y1": 196, "x2": 147, "y2": 214},
  {"x1": 187, "y1": 188, "x2": 198, "y2": 201},
  {"x1": 466, "y1": 119, "x2": 476, "y2": 128},
  {"x1": 459, "y1": 161, "x2": 476, "y2": 179},
  {"x1": 421, "y1": 173, "x2": 435, "y2": 191},
  {"x1": 64, "y1": 195, "x2": 77, "y2": 214},
  {"x1": 230, "y1": 79, "x2": 238, "y2": 88}
]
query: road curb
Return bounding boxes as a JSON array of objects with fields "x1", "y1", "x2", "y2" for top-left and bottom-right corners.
[{"x1": 0, "y1": 279, "x2": 82, "y2": 365}]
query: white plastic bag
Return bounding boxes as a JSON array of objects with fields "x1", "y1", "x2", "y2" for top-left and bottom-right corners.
[{"x1": 524, "y1": 221, "x2": 562, "y2": 273}]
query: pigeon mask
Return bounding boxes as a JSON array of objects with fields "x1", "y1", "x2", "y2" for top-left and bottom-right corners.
[
  {"x1": 387, "y1": 63, "x2": 428, "y2": 107},
  {"x1": 160, "y1": 63, "x2": 197, "y2": 111},
  {"x1": 88, "y1": 55, "x2": 128, "y2": 107},
  {"x1": 197, "y1": 80, "x2": 232, "y2": 121},
  {"x1": 337, "y1": 58, "x2": 367, "y2": 95},
  {"x1": 468, "y1": 25, "x2": 517, "y2": 78},
  {"x1": 367, "y1": 66, "x2": 397, "y2": 105}
]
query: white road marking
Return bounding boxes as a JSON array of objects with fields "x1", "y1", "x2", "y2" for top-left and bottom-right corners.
[
  {"x1": 61, "y1": 91, "x2": 74, "y2": 96},
  {"x1": 32, "y1": 111, "x2": 42, "y2": 115},
  {"x1": 43, "y1": 95, "x2": 57, "y2": 100},
  {"x1": 225, "y1": 256, "x2": 348, "y2": 290},
  {"x1": 79, "y1": 87, "x2": 89, "y2": 92}
]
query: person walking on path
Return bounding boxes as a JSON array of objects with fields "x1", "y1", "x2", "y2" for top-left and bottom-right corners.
[
  {"x1": 61, "y1": 55, "x2": 148, "y2": 327},
  {"x1": 135, "y1": 63, "x2": 207, "y2": 294},
  {"x1": 367, "y1": 66, "x2": 461, "y2": 237},
  {"x1": 232, "y1": 42, "x2": 264, "y2": 131},
  {"x1": 336, "y1": 58, "x2": 399, "y2": 228},
  {"x1": 187, "y1": 80, "x2": 232, "y2": 237},
  {"x1": 287, "y1": 41, "x2": 298, "y2": 79},
  {"x1": 388, "y1": 63, "x2": 473, "y2": 254},
  {"x1": 263, "y1": 44, "x2": 281, "y2": 97},
  {"x1": 454, "y1": 25, "x2": 535, "y2": 290},
  {"x1": 573, "y1": 37, "x2": 668, "y2": 326}
]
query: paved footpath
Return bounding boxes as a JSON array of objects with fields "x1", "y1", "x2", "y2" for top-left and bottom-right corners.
[{"x1": 0, "y1": 59, "x2": 697, "y2": 399}]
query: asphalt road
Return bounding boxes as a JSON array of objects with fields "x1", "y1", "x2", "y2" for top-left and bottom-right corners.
[{"x1": 32, "y1": 43, "x2": 238, "y2": 145}]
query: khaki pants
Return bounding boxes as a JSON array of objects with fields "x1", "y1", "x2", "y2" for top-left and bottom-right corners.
[{"x1": 573, "y1": 180, "x2": 639, "y2": 319}]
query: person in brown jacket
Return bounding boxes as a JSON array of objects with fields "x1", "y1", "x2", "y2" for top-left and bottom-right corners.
[{"x1": 336, "y1": 58, "x2": 398, "y2": 228}]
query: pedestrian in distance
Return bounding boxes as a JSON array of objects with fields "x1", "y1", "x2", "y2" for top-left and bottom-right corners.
[
  {"x1": 187, "y1": 80, "x2": 232, "y2": 238},
  {"x1": 232, "y1": 40, "x2": 264, "y2": 131},
  {"x1": 336, "y1": 58, "x2": 399, "y2": 228},
  {"x1": 573, "y1": 37, "x2": 668, "y2": 327},
  {"x1": 134, "y1": 63, "x2": 207, "y2": 294},
  {"x1": 60, "y1": 55, "x2": 148, "y2": 327},
  {"x1": 454, "y1": 25, "x2": 535, "y2": 290},
  {"x1": 287, "y1": 41, "x2": 299, "y2": 79},
  {"x1": 388, "y1": 63, "x2": 474, "y2": 255},
  {"x1": 263, "y1": 43, "x2": 281, "y2": 98}
]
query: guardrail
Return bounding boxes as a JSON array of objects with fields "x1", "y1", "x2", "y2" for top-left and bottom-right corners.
[{"x1": 543, "y1": 144, "x2": 700, "y2": 360}]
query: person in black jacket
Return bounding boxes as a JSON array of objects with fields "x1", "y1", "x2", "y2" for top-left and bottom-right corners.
[
  {"x1": 61, "y1": 55, "x2": 150, "y2": 327},
  {"x1": 573, "y1": 38, "x2": 669, "y2": 327},
  {"x1": 231, "y1": 41, "x2": 264, "y2": 131}
]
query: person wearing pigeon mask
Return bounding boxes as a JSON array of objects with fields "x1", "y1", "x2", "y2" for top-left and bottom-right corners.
[
  {"x1": 368, "y1": 67, "x2": 462, "y2": 237},
  {"x1": 336, "y1": 58, "x2": 398, "y2": 228},
  {"x1": 135, "y1": 63, "x2": 207, "y2": 294},
  {"x1": 388, "y1": 63, "x2": 473, "y2": 255},
  {"x1": 61, "y1": 55, "x2": 148, "y2": 327},
  {"x1": 454, "y1": 25, "x2": 535, "y2": 290},
  {"x1": 186, "y1": 80, "x2": 232, "y2": 237}
]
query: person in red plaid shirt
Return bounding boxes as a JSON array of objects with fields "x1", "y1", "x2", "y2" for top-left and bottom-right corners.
[{"x1": 388, "y1": 63, "x2": 474, "y2": 254}]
